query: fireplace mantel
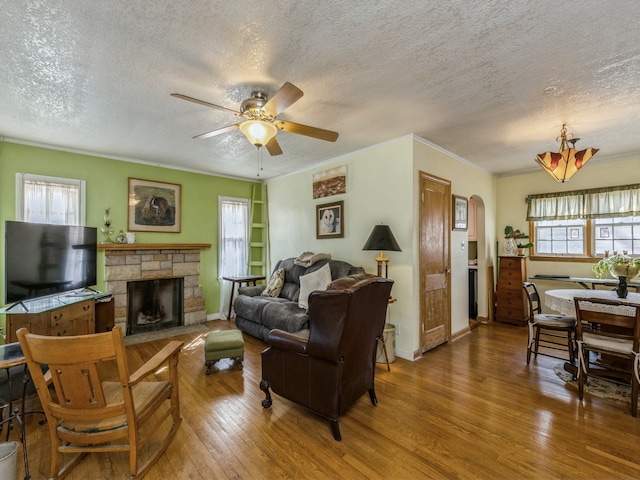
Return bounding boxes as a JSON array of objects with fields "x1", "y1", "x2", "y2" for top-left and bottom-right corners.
[{"x1": 98, "y1": 243, "x2": 211, "y2": 251}]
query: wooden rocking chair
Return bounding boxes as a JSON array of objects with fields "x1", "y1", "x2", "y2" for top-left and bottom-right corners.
[{"x1": 17, "y1": 326, "x2": 183, "y2": 479}]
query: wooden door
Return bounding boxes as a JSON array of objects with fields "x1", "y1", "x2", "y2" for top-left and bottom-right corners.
[{"x1": 419, "y1": 172, "x2": 451, "y2": 353}]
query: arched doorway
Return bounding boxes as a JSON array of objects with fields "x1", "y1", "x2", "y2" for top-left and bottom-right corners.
[{"x1": 468, "y1": 194, "x2": 487, "y2": 328}]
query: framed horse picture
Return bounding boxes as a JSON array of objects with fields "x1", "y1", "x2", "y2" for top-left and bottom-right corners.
[{"x1": 128, "y1": 178, "x2": 181, "y2": 233}]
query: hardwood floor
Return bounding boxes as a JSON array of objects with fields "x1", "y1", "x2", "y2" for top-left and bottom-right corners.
[{"x1": 11, "y1": 320, "x2": 640, "y2": 479}]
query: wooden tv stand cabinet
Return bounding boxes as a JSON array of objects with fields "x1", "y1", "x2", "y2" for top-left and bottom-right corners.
[{"x1": 5, "y1": 293, "x2": 114, "y2": 343}]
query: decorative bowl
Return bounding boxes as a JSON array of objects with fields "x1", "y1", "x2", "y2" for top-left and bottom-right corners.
[{"x1": 610, "y1": 263, "x2": 640, "y2": 280}]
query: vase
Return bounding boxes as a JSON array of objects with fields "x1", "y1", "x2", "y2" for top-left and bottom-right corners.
[
  {"x1": 616, "y1": 276, "x2": 628, "y2": 298},
  {"x1": 504, "y1": 238, "x2": 517, "y2": 256}
]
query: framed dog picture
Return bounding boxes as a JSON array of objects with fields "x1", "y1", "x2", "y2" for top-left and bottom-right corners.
[
  {"x1": 128, "y1": 178, "x2": 181, "y2": 232},
  {"x1": 316, "y1": 201, "x2": 344, "y2": 239}
]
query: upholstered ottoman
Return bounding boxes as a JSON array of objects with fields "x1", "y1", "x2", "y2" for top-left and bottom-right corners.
[{"x1": 204, "y1": 329, "x2": 245, "y2": 374}]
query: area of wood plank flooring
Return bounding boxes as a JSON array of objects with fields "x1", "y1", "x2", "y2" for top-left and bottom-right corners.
[{"x1": 10, "y1": 320, "x2": 640, "y2": 479}]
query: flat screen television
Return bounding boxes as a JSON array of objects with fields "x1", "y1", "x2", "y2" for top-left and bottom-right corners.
[{"x1": 4, "y1": 221, "x2": 97, "y2": 305}]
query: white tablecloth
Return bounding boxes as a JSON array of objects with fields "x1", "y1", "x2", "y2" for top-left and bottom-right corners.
[{"x1": 544, "y1": 289, "x2": 640, "y2": 316}]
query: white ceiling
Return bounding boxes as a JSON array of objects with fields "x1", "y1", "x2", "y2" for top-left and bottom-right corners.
[{"x1": 2, "y1": 1, "x2": 640, "y2": 180}]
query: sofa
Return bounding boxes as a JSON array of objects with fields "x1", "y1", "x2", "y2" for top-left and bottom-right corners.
[{"x1": 233, "y1": 257, "x2": 366, "y2": 341}]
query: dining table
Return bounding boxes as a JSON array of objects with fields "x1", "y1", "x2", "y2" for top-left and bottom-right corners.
[
  {"x1": 544, "y1": 288, "x2": 640, "y2": 381},
  {"x1": 544, "y1": 288, "x2": 640, "y2": 317}
]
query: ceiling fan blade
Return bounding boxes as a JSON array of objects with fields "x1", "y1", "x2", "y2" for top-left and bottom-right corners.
[
  {"x1": 193, "y1": 124, "x2": 240, "y2": 140},
  {"x1": 275, "y1": 120, "x2": 339, "y2": 142},
  {"x1": 171, "y1": 93, "x2": 240, "y2": 115},
  {"x1": 265, "y1": 136, "x2": 283, "y2": 156},
  {"x1": 263, "y1": 82, "x2": 303, "y2": 117}
]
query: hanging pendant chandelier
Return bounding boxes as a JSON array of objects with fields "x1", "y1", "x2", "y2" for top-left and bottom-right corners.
[{"x1": 535, "y1": 124, "x2": 599, "y2": 182}]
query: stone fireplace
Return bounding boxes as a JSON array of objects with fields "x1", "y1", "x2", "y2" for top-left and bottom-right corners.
[{"x1": 101, "y1": 244, "x2": 208, "y2": 335}]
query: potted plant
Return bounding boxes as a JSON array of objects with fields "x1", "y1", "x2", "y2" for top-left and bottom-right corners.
[
  {"x1": 504, "y1": 226, "x2": 529, "y2": 255},
  {"x1": 592, "y1": 253, "x2": 640, "y2": 280},
  {"x1": 517, "y1": 242, "x2": 534, "y2": 256}
]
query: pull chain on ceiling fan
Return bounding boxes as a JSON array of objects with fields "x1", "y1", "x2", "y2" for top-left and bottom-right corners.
[{"x1": 171, "y1": 82, "x2": 339, "y2": 157}]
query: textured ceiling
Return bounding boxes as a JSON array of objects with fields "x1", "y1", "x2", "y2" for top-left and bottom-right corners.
[{"x1": 2, "y1": 1, "x2": 640, "y2": 180}]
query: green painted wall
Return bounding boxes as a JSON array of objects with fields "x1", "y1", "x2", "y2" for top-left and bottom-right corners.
[{"x1": 0, "y1": 141, "x2": 260, "y2": 321}]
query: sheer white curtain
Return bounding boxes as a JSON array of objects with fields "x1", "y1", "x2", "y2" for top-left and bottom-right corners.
[
  {"x1": 17, "y1": 173, "x2": 85, "y2": 225},
  {"x1": 219, "y1": 197, "x2": 250, "y2": 319}
]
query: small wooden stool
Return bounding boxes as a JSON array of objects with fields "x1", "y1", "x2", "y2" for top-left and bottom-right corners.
[{"x1": 204, "y1": 329, "x2": 245, "y2": 374}]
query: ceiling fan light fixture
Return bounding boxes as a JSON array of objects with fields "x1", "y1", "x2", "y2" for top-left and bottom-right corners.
[
  {"x1": 239, "y1": 120, "x2": 277, "y2": 147},
  {"x1": 535, "y1": 124, "x2": 598, "y2": 182}
]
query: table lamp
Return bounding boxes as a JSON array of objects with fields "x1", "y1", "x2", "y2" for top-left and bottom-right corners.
[{"x1": 362, "y1": 224, "x2": 401, "y2": 278}]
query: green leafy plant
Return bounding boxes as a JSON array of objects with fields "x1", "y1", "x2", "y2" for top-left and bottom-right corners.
[
  {"x1": 517, "y1": 242, "x2": 534, "y2": 249},
  {"x1": 592, "y1": 254, "x2": 640, "y2": 279},
  {"x1": 504, "y1": 226, "x2": 528, "y2": 239}
]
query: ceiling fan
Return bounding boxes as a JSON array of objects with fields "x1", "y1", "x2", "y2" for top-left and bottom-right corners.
[{"x1": 171, "y1": 82, "x2": 339, "y2": 156}]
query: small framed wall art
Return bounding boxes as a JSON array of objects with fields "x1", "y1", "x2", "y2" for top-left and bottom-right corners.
[
  {"x1": 312, "y1": 165, "x2": 347, "y2": 199},
  {"x1": 316, "y1": 200, "x2": 344, "y2": 239},
  {"x1": 452, "y1": 195, "x2": 468, "y2": 231},
  {"x1": 128, "y1": 178, "x2": 181, "y2": 233}
]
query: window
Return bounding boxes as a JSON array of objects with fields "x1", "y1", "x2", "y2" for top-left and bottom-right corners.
[
  {"x1": 593, "y1": 216, "x2": 640, "y2": 255},
  {"x1": 16, "y1": 173, "x2": 86, "y2": 225},
  {"x1": 218, "y1": 197, "x2": 250, "y2": 318},
  {"x1": 532, "y1": 216, "x2": 640, "y2": 257},
  {"x1": 527, "y1": 184, "x2": 640, "y2": 258},
  {"x1": 535, "y1": 219, "x2": 586, "y2": 255}
]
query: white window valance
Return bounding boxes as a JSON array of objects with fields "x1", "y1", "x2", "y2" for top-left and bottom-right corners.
[{"x1": 526, "y1": 184, "x2": 640, "y2": 221}]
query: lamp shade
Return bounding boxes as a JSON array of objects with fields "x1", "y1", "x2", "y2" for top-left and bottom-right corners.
[
  {"x1": 362, "y1": 225, "x2": 402, "y2": 252},
  {"x1": 535, "y1": 147, "x2": 598, "y2": 183},
  {"x1": 535, "y1": 124, "x2": 598, "y2": 183},
  {"x1": 239, "y1": 120, "x2": 277, "y2": 147}
]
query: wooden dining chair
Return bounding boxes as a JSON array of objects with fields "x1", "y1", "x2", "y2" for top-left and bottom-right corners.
[
  {"x1": 573, "y1": 297, "x2": 640, "y2": 416},
  {"x1": 523, "y1": 282, "x2": 577, "y2": 365},
  {"x1": 17, "y1": 326, "x2": 183, "y2": 479}
]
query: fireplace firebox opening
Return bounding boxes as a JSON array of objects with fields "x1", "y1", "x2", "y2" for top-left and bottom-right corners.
[{"x1": 127, "y1": 277, "x2": 184, "y2": 335}]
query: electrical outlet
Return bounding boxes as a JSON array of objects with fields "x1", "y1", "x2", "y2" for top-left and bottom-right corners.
[{"x1": 461, "y1": 240, "x2": 465, "y2": 250}]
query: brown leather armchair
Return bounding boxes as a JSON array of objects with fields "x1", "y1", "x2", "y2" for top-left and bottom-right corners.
[{"x1": 260, "y1": 274, "x2": 394, "y2": 440}]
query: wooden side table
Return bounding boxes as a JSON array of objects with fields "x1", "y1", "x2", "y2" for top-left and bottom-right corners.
[{"x1": 222, "y1": 275, "x2": 266, "y2": 319}]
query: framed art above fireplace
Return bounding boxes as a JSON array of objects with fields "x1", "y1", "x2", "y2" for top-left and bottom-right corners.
[{"x1": 128, "y1": 178, "x2": 181, "y2": 232}]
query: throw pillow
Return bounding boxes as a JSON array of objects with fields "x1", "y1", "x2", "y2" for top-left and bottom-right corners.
[
  {"x1": 261, "y1": 268, "x2": 285, "y2": 297},
  {"x1": 298, "y1": 263, "x2": 332, "y2": 310}
]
